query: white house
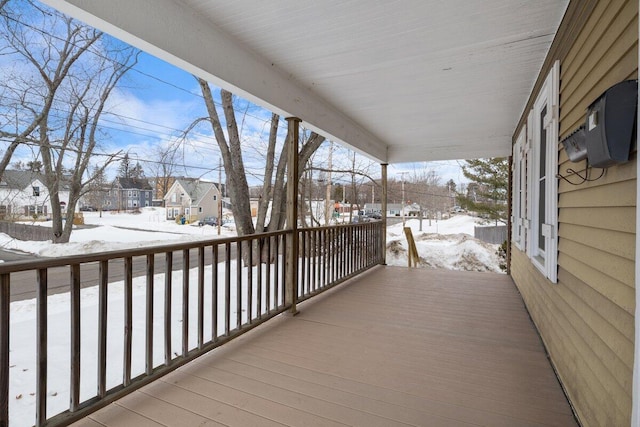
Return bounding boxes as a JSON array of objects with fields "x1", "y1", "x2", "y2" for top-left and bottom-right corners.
[{"x1": 0, "y1": 170, "x2": 71, "y2": 219}]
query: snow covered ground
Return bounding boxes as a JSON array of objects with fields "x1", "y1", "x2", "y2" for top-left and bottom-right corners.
[
  {"x1": 3, "y1": 208, "x2": 503, "y2": 425},
  {"x1": 1, "y1": 208, "x2": 237, "y2": 257},
  {"x1": 386, "y1": 215, "x2": 505, "y2": 273}
]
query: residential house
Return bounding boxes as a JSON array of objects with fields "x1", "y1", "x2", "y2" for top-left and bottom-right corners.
[
  {"x1": 509, "y1": 2, "x2": 638, "y2": 425},
  {"x1": 106, "y1": 177, "x2": 153, "y2": 211},
  {"x1": 7, "y1": 1, "x2": 639, "y2": 426},
  {"x1": 163, "y1": 178, "x2": 221, "y2": 222},
  {"x1": 0, "y1": 170, "x2": 71, "y2": 218}
]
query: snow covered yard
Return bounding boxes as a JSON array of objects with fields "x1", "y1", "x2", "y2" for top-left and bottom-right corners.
[
  {"x1": 1, "y1": 207, "x2": 238, "y2": 256},
  {"x1": 2, "y1": 208, "x2": 503, "y2": 273}
]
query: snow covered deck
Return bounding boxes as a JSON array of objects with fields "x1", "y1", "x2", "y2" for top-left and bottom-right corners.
[{"x1": 70, "y1": 266, "x2": 576, "y2": 426}]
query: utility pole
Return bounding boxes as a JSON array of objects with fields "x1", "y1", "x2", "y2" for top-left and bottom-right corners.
[
  {"x1": 398, "y1": 171, "x2": 408, "y2": 227},
  {"x1": 324, "y1": 141, "x2": 333, "y2": 226}
]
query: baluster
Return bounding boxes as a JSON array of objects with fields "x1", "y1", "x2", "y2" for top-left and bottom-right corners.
[
  {"x1": 236, "y1": 240, "x2": 242, "y2": 329},
  {"x1": 182, "y1": 250, "x2": 189, "y2": 357},
  {"x1": 1, "y1": 273, "x2": 10, "y2": 426},
  {"x1": 123, "y1": 257, "x2": 133, "y2": 387},
  {"x1": 225, "y1": 242, "x2": 231, "y2": 336},
  {"x1": 36, "y1": 268, "x2": 47, "y2": 427},
  {"x1": 98, "y1": 261, "x2": 108, "y2": 397},
  {"x1": 164, "y1": 252, "x2": 173, "y2": 366},
  {"x1": 212, "y1": 245, "x2": 218, "y2": 342},
  {"x1": 146, "y1": 255, "x2": 154, "y2": 375},
  {"x1": 197, "y1": 247, "x2": 205, "y2": 349},
  {"x1": 247, "y1": 240, "x2": 253, "y2": 324},
  {"x1": 70, "y1": 264, "x2": 81, "y2": 411}
]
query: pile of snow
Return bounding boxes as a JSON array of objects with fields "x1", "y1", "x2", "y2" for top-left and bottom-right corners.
[{"x1": 386, "y1": 216, "x2": 504, "y2": 273}]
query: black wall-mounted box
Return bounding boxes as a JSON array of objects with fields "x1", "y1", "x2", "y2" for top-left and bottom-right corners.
[{"x1": 585, "y1": 80, "x2": 637, "y2": 168}]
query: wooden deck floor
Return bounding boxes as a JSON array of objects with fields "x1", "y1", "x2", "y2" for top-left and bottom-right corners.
[{"x1": 73, "y1": 267, "x2": 577, "y2": 427}]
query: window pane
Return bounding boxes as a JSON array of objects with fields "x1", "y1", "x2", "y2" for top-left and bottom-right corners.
[
  {"x1": 539, "y1": 106, "x2": 547, "y2": 177},
  {"x1": 538, "y1": 178, "x2": 545, "y2": 252}
]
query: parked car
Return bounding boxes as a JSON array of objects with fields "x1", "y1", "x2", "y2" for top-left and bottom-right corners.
[
  {"x1": 79, "y1": 206, "x2": 95, "y2": 212},
  {"x1": 198, "y1": 216, "x2": 218, "y2": 226},
  {"x1": 366, "y1": 212, "x2": 382, "y2": 220}
]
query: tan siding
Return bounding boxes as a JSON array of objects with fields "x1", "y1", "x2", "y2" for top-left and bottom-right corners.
[
  {"x1": 558, "y1": 223, "x2": 634, "y2": 261},
  {"x1": 558, "y1": 178, "x2": 636, "y2": 207},
  {"x1": 511, "y1": 250, "x2": 632, "y2": 427},
  {"x1": 559, "y1": 206, "x2": 635, "y2": 233},
  {"x1": 510, "y1": 0, "x2": 638, "y2": 426},
  {"x1": 559, "y1": 239, "x2": 635, "y2": 287},
  {"x1": 559, "y1": 251, "x2": 634, "y2": 313},
  {"x1": 561, "y1": 1, "x2": 638, "y2": 135}
]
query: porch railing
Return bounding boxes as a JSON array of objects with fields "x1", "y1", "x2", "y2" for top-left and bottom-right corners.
[{"x1": 0, "y1": 221, "x2": 382, "y2": 427}]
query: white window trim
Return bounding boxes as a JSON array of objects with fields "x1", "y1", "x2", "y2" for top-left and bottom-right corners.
[
  {"x1": 512, "y1": 127, "x2": 525, "y2": 250},
  {"x1": 529, "y1": 60, "x2": 560, "y2": 283}
]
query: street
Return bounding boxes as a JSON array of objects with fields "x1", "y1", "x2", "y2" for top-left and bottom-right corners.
[{"x1": 5, "y1": 245, "x2": 238, "y2": 302}]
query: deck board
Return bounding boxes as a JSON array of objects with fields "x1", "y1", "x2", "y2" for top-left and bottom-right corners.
[{"x1": 75, "y1": 267, "x2": 577, "y2": 426}]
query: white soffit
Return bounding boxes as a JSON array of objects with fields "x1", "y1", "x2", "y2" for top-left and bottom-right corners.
[{"x1": 41, "y1": 0, "x2": 568, "y2": 164}]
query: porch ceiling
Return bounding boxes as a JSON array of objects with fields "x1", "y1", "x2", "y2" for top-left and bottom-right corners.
[{"x1": 41, "y1": 0, "x2": 568, "y2": 164}]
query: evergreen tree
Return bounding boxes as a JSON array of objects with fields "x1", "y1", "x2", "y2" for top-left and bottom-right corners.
[
  {"x1": 131, "y1": 161, "x2": 145, "y2": 179},
  {"x1": 456, "y1": 157, "x2": 508, "y2": 224},
  {"x1": 27, "y1": 160, "x2": 42, "y2": 172},
  {"x1": 118, "y1": 153, "x2": 131, "y2": 179}
]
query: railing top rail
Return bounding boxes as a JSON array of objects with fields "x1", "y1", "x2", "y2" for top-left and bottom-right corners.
[
  {"x1": 0, "y1": 229, "x2": 289, "y2": 274},
  {"x1": 301, "y1": 220, "x2": 382, "y2": 232}
]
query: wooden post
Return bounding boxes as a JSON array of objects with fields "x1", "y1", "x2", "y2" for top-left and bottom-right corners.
[
  {"x1": 285, "y1": 117, "x2": 301, "y2": 315},
  {"x1": 0, "y1": 274, "x2": 9, "y2": 427},
  {"x1": 381, "y1": 163, "x2": 388, "y2": 265},
  {"x1": 507, "y1": 155, "x2": 513, "y2": 275}
]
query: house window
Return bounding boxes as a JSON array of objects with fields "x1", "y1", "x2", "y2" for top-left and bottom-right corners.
[
  {"x1": 128, "y1": 190, "x2": 132, "y2": 197},
  {"x1": 171, "y1": 194, "x2": 177, "y2": 203},
  {"x1": 199, "y1": 207, "x2": 203, "y2": 213},
  {"x1": 527, "y1": 60, "x2": 559, "y2": 283},
  {"x1": 213, "y1": 195, "x2": 217, "y2": 201},
  {"x1": 133, "y1": 190, "x2": 138, "y2": 197},
  {"x1": 32, "y1": 186, "x2": 40, "y2": 196}
]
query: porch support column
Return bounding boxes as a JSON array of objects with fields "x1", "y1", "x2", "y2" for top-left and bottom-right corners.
[
  {"x1": 285, "y1": 117, "x2": 301, "y2": 315},
  {"x1": 381, "y1": 163, "x2": 388, "y2": 265}
]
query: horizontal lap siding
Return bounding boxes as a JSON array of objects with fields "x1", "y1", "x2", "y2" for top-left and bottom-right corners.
[{"x1": 511, "y1": 1, "x2": 638, "y2": 426}]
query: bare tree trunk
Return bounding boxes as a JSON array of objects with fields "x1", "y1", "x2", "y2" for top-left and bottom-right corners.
[
  {"x1": 255, "y1": 113, "x2": 279, "y2": 233},
  {"x1": 197, "y1": 80, "x2": 255, "y2": 237}
]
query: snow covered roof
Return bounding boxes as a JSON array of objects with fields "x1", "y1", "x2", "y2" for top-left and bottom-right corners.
[
  {"x1": 170, "y1": 179, "x2": 219, "y2": 206},
  {"x1": 0, "y1": 170, "x2": 42, "y2": 189},
  {"x1": 115, "y1": 177, "x2": 153, "y2": 190}
]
